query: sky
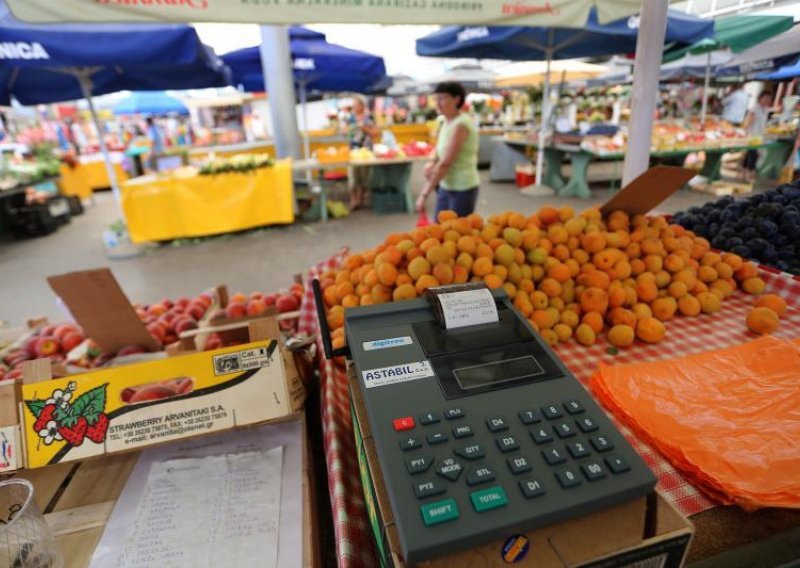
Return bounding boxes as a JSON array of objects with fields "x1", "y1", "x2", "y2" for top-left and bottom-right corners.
[{"x1": 195, "y1": 2, "x2": 800, "y2": 82}]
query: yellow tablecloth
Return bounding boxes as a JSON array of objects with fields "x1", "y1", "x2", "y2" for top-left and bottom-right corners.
[
  {"x1": 58, "y1": 161, "x2": 129, "y2": 198},
  {"x1": 121, "y1": 159, "x2": 294, "y2": 243}
]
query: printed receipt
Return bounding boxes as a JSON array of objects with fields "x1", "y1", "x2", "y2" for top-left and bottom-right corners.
[
  {"x1": 437, "y1": 288, "x2": 499, "y2": 329},
  {"x1": 110, "y1": 448, "x2": 282, "y2": 568}
]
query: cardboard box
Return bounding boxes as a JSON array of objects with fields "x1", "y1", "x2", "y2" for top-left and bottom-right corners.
[
  {"x1": 347, "y1": 369, "x2": 693, "y2": 568},
  {"x1": 17, "y1": 318, "x2": 305, "y2": 470}
]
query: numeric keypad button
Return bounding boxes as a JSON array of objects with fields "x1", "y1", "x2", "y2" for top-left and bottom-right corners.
[
  {"x1": 605, "y1": 455, "x2": 631, "y2": 474},
  {"x1": 495, "y1": 435, "x2": 520, "y2": 453},
  {"x1": 581, "y1": 461, "x2": 606, "y2": 481},
  {"x1": 419, "y1": 412, "x2": 440, "y2": 425},
  {"x1": 577, "y1": 416, "x2": 599, "y2": 433},
  {"x1": 400, "y1": 436, "x2": 422, "y2": 451},
  {"x1": 542, "y1": 447, "x2": 566, "y2": 465},
  {"x1": 555, "y1": 468, "x2": 582, "y2": 488},
  {"x1": 426, "y1": 432, "x2": 448, "y2": 445},
  {"x1": 590, "y1": 435, "x2": 614, "y2": 453},
  {"x1": 566, "y1": 441, "x2": 590, "y2": 459},
  {"x1": 554, "y1": 422, "x2": 576, "y2": 439},
  {"x1": 542, "y1": 405, "x2": 564, "y2": 420},
  {"x1": 564, "y1": 400, "x2": 584, "y2": 415},
  {"x1": 530, "y1": 427, "x2": 553, "y2": 445},
  {"x1": 518, "y1": 409, "x2": 541, "y2": 424}
]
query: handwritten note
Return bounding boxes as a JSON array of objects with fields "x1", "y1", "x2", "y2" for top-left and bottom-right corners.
[{"x1": 111, "y1": 448, "x2": 282, "y2": 568}]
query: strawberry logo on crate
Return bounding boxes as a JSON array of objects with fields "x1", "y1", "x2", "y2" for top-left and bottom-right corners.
[{"x1": 25, "y1": 382, "x2": 110, "y2": 448}]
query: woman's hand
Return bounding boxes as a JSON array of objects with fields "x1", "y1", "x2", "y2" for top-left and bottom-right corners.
[{"x1": 415, "y1": 191, "x2": 428, "y2": 214}]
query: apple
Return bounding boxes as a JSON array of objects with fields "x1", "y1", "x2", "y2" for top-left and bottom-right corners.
[
  {"x1": 35, "y1": 337, "x2": 60, "y2": 357},
  {"x1": 204, "y1": 334, "x2": 223, "y2": 351},
  {"x1": 276, "y1": 294, "x2": 299, "y2": 313},
  {"x1": 263, "y1": 293, "x2": 277, "y2": 307},
  {"x1": 225, "y1": 302, "x2": 247, "y2": 319},
  {"x1": 229, "y1": 292, "x2": 248, "y2": 304},
  {"x1": 246, "y1": 299, "x2": 267, "y2": 316},
  {"x1": 39, "y1": 324, "x2": 57, "y2": 337},
  {"x1": 53, "y1": 324, "x2": 80, "y2": 341},
  {"x1": 117, "y1": 345, "x2": 146, "y2": 357},
  {"x1": 174, "y1": 318, "x2": 198, "y2": 334},
  {"x1": 187, "y1": 302, "x2": 207, "y2": 320},
  {"x1": 61, "y1": 332, "x2": 85, "y2": 353},
  {"x1": 176, "y1": 297, "x2": 190, "y2": 308}
]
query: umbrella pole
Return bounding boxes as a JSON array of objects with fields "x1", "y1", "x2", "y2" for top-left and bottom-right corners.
[
  {"x1": 300, "y1": 83, "x2": 311, "y2": 160},
  {"x1": 700, "y1": 51, "x2": 712, "y2": 124},
  {"x1": 522, "y1": 48, "x2": 555, "y2": 197},
  {"x1": 76, "y1": 73, "x2": 125, "y2": 221}
]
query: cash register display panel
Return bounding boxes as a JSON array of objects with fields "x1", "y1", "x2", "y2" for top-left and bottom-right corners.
[{"x1": 346, "y1": 292, "x2": 657, "y2": 563}]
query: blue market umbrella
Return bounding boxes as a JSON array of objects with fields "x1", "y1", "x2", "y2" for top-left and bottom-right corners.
[
  {"x1": 0, "y1": 1, "x2": 230, "y2": 213},
  {"x1": 223, "y1": 26, "x2": 387, "y2": 157},
  {"x1": 113, "y1": 92, "x2": 189, "y2": 116},
  {"x1": 416, "y1": 8, "x2": 712, "y2": 195},
  {"x1": 757, "y1": 60, "x2": 800, "y2": 81},
  {"x1": 416, "y1": 10, "x2": 712, "y2": 60}
]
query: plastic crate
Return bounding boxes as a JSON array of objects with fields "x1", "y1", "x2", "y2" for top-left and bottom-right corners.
[
  {"x1": 7, "y1": 204, "x2": 59, "y2": 238},
  {"x1": 66, "y1": 195, "x2": 84, "y2": 216},
  {"x1": 371, "y1": 188, "x2": 407, "y2": 214}
]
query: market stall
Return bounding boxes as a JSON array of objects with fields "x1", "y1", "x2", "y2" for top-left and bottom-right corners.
[
  {"x1": 58, "y1": 153, "x2": 129, "y2": 198},
  {"x1": 121, "y1": 158, "x2": 294, "y2": 243},
  {"x1": 297, "y1": 173, "x2": 800, "y2": 567}
]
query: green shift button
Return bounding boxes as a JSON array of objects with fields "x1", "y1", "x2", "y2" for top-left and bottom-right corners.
[
  {"x1": 421, "y1": 498, "x2": 460, "y2": 526},
  {"x1": 470, "y1": 486, "x2": 508, "y2": 512}
]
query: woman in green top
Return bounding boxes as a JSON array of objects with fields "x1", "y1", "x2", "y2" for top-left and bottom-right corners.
[{"x1": 416, "y1": 81, "x2": 480, "y2": 218}]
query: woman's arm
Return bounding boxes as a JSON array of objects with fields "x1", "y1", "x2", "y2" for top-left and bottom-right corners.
[{"x1": 416, "y1": 124, "x2": 469, "y2": 211}]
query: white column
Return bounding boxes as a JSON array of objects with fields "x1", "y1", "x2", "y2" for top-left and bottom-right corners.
[
  {"x1": 259, "y1": 25, "x2": 301, "y2": 159},
  {"x1": 622, "y1": 0, "x2": 669, "y2": 186}
]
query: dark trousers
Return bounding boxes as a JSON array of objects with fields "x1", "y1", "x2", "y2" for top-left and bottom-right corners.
[{"x1": 434, "y1": 186, "x2": 478, "y2": 218}]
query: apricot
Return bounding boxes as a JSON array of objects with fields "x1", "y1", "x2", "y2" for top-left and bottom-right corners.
[
  {"x1": 696, "y1": 292, "x2": 721, "y2": 314},
  {"x1": 376, "y1": 263, "x2": 398, "y2": 287},
  {"x1": 582, "y1": 311, "x2": 604, "y2": 334},
  {"x1": 635, "y1": 279, "x2": 658, "y2": 303},
  {"x1": 575, "y1": 324, "x2": 597, "y2": 346},
  {"x1": 582, "y1": 232, "x2": 607, "y2": 253},
  {"x1": 560, "y1": 310, "x2": 579, "y2": 329},
  {"x1": 754, "y1": 294, "x2": 787, "y2": 317},
  {"x1": 433, "y1": 263, "x2": 454, "y2": 285},
  {"x1": 635, "y1": 317, "x2": 665, "y2": 344},
  {"x1": 668, "y1": 281, "x2": 688, "y2": 299},
  {"x1": 540, "y1": 278, "x2": 562, "y2": 298},
  {"x1": 414, "y1": 275, "x2": 439, "y2": 294},
  {"x1": 408, "y1": 257, "x2": 432, "y2": 280},
  {"x1": 530, "y1": 291, "x2": 549, "y2": 310},
  {"x1": 746, "y1": 307, "x2": 780, "y2": 335},
  {"x1": 608, "y1": 307, "x2": 636, "y2": 328},
  {"x1": 632, "y1": 303, "x2": 653, "y2": 320},
  {"x1": 532, "y1": 309, "x2": 558, "y2": 330},
  {"x1": 677, "y1": 295, "x2": 701, "y2": 317},
  {"x1": 742, "y1": 277, "x2": 766, "y2": 295},
  {"x1": 484, "y1": 274, "x2": 504, "y2": 289},
  {"x1": 539, "y1": 329, "x2": 558, "y2": 346},
  {"x1": 393, "y1": 284, "x2": 417, "y2": 301},
  {"x1": 607, "y1": 325, "x2": 635, "y2": 348},
  {"x1": 580, "y1": 287, "x2": 609, "y2": 315},
  {"x1": 650, "y1": 297, "x2": 677, "y2": 321}
]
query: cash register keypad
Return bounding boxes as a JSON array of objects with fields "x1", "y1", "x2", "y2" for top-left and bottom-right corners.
[{"x1": 394, "y1": 402, "x2": 632, "y2": 525}]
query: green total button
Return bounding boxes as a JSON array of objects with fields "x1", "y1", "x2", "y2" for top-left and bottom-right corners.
[
  {"x1": 470, "y1": 486, "x2": 508, "y2": 512},
  {"x1": 421, "y1": 498, "x2": 460, "y2": 526}
]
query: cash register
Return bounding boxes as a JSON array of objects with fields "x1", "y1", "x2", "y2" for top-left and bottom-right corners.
[{"x1": 314, "y1": 281, "x2": 656, "y2": 563}]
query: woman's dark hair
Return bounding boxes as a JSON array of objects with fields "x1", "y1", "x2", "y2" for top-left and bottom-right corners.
[
  {"x1": 434, "y1": 81, "x2": 467, "y2": 108},
  {"x1": 758, "y1": 90, "x2": 773, "y2": 101}
]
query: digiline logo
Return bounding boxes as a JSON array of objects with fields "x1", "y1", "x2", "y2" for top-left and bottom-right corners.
[
  {"x1": 457, "y1": 27, "x2": 489, "y2": 43},
  {"x1": 0, "y1": 42, "x2": 49, "y2": 60},
  {"x1": 293, "y1": 58, "x2": 316, "y2": 71},
  {"x1": 96, "y1": 0, "x2": 209, "y2": 8}
]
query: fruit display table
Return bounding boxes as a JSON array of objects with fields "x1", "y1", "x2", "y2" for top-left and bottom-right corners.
[
  {"x1": 58, "y1": 153, "x2": 129, "y2": 198},
  {"x1": 120, "y1": 159, "x2": 294, "y2": 243},
  {"x1": 504, "y1": 137, "x2": 783, "y2": 198},
  {"x1": 293, "y1": 156, "x2": 429, "y2": 222},
  {"x1": 297, "y1": 250, "x2": 800, "y2": 568}
]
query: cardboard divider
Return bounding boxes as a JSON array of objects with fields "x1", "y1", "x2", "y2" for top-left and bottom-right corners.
[
  {"x1": 599, "y1": 166, "x2": 695, "y2": 217},
  {"x1": 47, "y1": 269, "x2": 160, "y2": 354}
]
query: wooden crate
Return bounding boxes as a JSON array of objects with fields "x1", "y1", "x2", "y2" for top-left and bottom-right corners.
[
  {"x1": 2, "y1": 416, "x2": 318, "y2": 568},
  {"x1": 691, "y1": 180, "x2": 753, "y2": 197}
]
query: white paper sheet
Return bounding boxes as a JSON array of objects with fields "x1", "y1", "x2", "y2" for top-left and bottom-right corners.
[
  {"x1": 91, "y1": 420, "x2": 303, "y2": 568},
  {"x1": 438, "y1": 288, "x2": 499, "y2": 329}
]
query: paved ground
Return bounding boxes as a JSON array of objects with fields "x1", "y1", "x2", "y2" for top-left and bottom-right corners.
[{"x1": 0, "y1": 171, "x2": 722, "y2": 326}]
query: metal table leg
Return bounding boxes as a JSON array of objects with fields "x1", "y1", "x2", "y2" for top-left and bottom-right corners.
[{"x1": 559, "y1": 151, "x2": 592, "y2": 198}]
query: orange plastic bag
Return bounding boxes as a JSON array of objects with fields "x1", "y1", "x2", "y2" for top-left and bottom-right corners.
[{"x1": 591, "y1": 336, "x2": 800, "y2": 511}]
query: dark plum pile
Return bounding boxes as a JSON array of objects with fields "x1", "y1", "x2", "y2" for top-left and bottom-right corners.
[{"x1": 673, "y1": 180, "x2": 800, "y2": 276}]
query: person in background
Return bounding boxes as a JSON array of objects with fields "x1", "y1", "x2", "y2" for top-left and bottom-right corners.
[
  {"x1": 416, "y1": 81, "x2": 479, "y2": 218},
  {"x1": 721, "y1": 83, "x2": 749, "y2": 127},
  {"x1": 145, "y1": 116, "x2": 164, "y2": 170},
  {"x1": 345, "y1": 95, "x2": 378, "y2": 210},
  {"x1": 742, "y1": 91, "x2": 773, "y2": 183}
]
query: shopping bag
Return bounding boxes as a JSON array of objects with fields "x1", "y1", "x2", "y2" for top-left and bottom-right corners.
[
  {"x1": 590, "y1": 336, "x2": 800, "y2": 510},
  {"x1": 416, "y1": 211, "x2": 431, "y2": 227}
]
